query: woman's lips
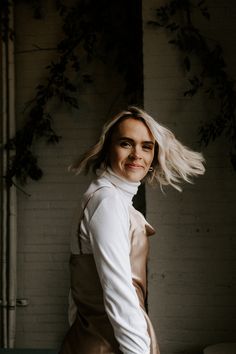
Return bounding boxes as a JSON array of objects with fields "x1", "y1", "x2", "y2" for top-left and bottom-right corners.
[{"x1": 125, "y1": 163, "x2": 143, "y2": 169}]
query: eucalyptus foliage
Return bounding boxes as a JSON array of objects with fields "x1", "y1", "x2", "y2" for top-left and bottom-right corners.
[
  {"x1": 1, "y1": 0, "x2": 142, "y2": 187},
  {"x1": 149, "y1": 0, "x2": 236, "y2": 169}
]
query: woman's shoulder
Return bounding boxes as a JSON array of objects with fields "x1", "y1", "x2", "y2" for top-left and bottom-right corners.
[
  {"x1": 84, "y1": 177, "x2": 117, "y2": 200},
  {"x1": 82, "y1": 178, "x2": 122, "y2": 215},
  {"x1": 89, "y1": 185, "x2": 119, "y2": 205}
]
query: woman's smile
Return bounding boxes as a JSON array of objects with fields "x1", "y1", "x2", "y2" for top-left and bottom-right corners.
[{"x1": 125, "y1": 163, "x2": 144, "y2": 169}]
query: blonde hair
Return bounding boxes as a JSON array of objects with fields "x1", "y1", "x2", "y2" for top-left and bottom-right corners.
[{"x1": 70, "y1": 106, "x2": 205, "y2": 191}]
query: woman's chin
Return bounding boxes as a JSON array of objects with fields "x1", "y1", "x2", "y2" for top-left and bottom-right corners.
[{"x1": 122, "y1": 171, "x2": 145, "y2": 183}]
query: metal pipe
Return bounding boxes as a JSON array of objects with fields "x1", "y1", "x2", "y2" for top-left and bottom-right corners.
[
  {"x1": 7, "y1": 0, "x2": 17, "y2": 347},
  {"x1": 1, "y1": 3, "x2": 9, "y2": 347},
  {"x1": 1, "y1": 0, "x2": 17, "y2": 347}
]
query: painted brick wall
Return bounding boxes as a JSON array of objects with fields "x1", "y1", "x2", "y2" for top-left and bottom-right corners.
[
  {"x1": 14, "y1": 0, "x2": 236, "y2": 352},
  {"x1": 14, "y1": 1, "x2": 126, "y2": 348},
  {"x1": 143, "y1": 1, "x2": 236, "y2": 353}
]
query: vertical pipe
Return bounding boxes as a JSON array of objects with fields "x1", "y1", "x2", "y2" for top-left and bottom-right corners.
[
  {"x1": 7, "y1": 0, "x2": 17, "y2": 347},
  {"x1": 1, "y1": 3, "x2": 9, "y2": 348},
  {"x1": 1, "y1": 0, "x2": 17, "y2": 348}
]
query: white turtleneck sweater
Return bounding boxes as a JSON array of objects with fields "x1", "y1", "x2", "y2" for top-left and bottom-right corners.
[{"x1": 70, "y1": 169, "x2": 151, "y2": 354}]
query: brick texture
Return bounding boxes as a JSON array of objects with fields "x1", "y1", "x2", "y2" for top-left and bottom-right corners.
[
  {"x1": 143, "y1": 0, "x2": 236, "y2": 353},
  {"x1": 14, "y1": 0, "x2": 236, "y2": 352},
  {"x1": 14, "y1": 1, "x2": 126, "y2": 348}
]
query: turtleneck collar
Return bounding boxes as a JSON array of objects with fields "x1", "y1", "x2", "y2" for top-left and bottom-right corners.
[{"x1": 102, "y1": 167, "x2": 140, "y2": 204}]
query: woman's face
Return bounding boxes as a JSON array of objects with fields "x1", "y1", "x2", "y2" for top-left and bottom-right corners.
[{"x1": 108, "y1": 118, "x2": 155, "y2": 182}]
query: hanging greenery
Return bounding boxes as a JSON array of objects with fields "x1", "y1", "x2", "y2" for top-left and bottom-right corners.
[
  {"x1": 1, "y1": 0, "x2": 143, "y2": 187},
  {"x1": 149, "y1": 0, "x2": 236, "y2": 169}
]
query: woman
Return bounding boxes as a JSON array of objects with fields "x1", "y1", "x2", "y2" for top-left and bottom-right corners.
[{"x1": 60, "y1": 106, "x2": 205, "y2": 354}]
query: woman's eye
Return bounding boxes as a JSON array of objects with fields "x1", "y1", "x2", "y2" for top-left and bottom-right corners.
[
  {"x1": 143, "y1": 145, "x2": 152, "y2": 151},
  {"x1": 120, "y1": 141, "x2": 132, "y2": 148}
]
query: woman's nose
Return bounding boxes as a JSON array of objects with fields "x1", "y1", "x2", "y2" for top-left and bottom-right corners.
[{"x1": 129, "y1": 147, "x2": 141, "y2": 159}]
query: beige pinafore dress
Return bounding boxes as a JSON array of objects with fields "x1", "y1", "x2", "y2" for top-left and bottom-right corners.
[{"x1": 60, "y1": 191, "x2": 160, "y2": 354}]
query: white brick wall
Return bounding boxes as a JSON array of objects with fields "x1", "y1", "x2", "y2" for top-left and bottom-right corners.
[
  {"x1": 143, "y1": 1, "x2": 236, "y2": 353},
  {"x1": 14, "y1": 1, "x2": 126, "y2": 348},
  {"x1": 13, "y1": 0, "x2": 236, "y2": 352}
]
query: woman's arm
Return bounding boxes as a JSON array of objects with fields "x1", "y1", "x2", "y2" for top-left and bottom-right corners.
[{"x1": 88, "y1": 191, "x2": 150, "y2": 354}]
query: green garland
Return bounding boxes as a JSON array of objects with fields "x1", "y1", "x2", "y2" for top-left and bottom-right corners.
[
  {"x1": 149, "y1": 0, "x2": 236, "y2": 169},
  {"x1": 1, "y1": 0, "x2": 143, "y2": 187},
  {"x1": 3, "y1": 0, "x2": 234, "y2": 189}
]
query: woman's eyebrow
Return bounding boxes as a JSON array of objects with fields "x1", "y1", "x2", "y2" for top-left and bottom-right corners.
[
  {"x1": 118, "y1": 137, "x2": 133, "y2": 142},
  {"x1": 142, "y1": 141, "x2": 155, "y2": 145}
]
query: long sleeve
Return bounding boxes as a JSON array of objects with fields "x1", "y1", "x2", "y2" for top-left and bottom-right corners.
[{"x1": 87, "y1": 191, "x2": 150, "y2": 354}]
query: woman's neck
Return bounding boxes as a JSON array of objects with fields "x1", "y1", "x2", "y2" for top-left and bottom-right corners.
[{"x1": 103, "y1": 167, "x2": 140, "y2": 203}]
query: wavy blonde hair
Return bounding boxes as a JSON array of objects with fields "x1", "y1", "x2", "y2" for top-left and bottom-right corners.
[{"x1": 70, "y1": 106, "x2": 205, "y2": 191}]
